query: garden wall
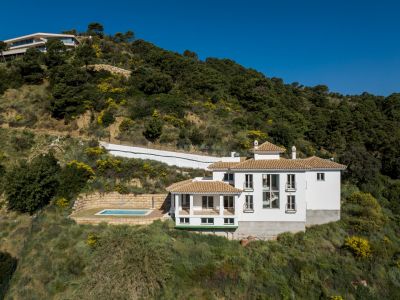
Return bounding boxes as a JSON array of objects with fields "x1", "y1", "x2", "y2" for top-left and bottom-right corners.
[
  {"x1": 100, "y1": 142, "x2": 241, "y2": 170},
  {"x1": 72, "y1": 192, "x2": 170, "y2": 212}
]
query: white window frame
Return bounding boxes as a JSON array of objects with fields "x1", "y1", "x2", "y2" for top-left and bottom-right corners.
[
  {"x1": 245, "y1": 174, "x2": 253, "y2": 190},
  {"x1": 179, "y1": 217, "x2": 190, "y2": 224},
  {"x1": 202, "y1": 196, "x2": 214, "y2": 209},
  {"x1": 224, "y1": 218, "x2": 234, "y2": 225},
  {"x1": 263, "y1": 191, "x2": 280, "y2": 209},
  {"x1": 286, "y1": 195, "x2": 296, "y2": 212},
  {"x1": 223, "y1": 196, "x2": 234, "y2": 209},
  {"x1": 244, "y1": 195, "x2": 254, "y2": 212},
  {"x1": 286, "y1": 174, "x2": 296, "y2": 190},
  {"x1": 263, "y1": 174, "x2": 279, "y2": 190},
  {"x1": 223, "y1": 173, "x2": 234, "y2": 182},
  {"x1": 181, "y1": 194, "x2": 190, "y2": 209},
  {"x1": 201, "y1": 218, "x2": 214, "y2": 224}
]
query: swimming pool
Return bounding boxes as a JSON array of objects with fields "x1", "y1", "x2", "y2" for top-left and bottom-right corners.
[{"x1": 96, "y1": 209, "x2": 152, "y2": 216}]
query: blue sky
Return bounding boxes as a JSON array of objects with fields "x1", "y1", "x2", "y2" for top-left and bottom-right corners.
[{"x1": 1, "y1": 0, "x2": 399, "y2": 96}]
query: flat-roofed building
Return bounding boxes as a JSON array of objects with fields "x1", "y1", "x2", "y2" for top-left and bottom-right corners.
[{"x1": 1, "y1": 32, "x2": 79, "y2": 59}]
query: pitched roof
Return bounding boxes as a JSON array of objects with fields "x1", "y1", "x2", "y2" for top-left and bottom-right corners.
[
  {"x1": 207, "y1": 161, "x2": 241, "y2": 170},
  {"x1": 228, "y1": 157, "x2": 346, "y2": 171},
  {"x1": 231, "y1": 158, "x2": 311, "y2": 170},
  {"x1": 299, "y1": 156, "x2": 347, "y2": 170},
  {"x1": 166, "y1": 179, "x2": 242, "y2": 194},
  {"x1": 253, "y1": 141, "x2": 286, "y2": 153}
]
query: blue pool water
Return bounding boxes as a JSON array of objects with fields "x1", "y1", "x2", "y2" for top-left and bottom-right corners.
[{"x1": 96, "y1": 209, "x2": 151, "y2": 216}]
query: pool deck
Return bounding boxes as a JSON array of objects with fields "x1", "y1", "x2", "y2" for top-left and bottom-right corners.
[{"x1": 70, "y1": 207, "x2": 169, "y2": 225}]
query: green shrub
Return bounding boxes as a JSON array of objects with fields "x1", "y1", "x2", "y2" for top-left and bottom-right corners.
[
  {"x1": 58, "y1": 160, "x2": 95, "y2": 200},
  {"x1": 143, "y1": 117, "x2": 163, "y2": 142},
  {"x1": 9, "y1": 130, "x2": 35, "y2": 152},
  {"x1": 5, "y1": 153, "x2": 60, "y2": 213},
  {"x1": 344, "y1": 192, "x2": 385, "y2": 232}
]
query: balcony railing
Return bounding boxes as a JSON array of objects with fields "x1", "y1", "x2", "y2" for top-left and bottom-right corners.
[
  {"x1": 285, "y1": 182, "x2": 297, "y2": 191},
  {"x1": 243, "y1": 182, "x2": 254, "y2": 191},
  {"x1": 179, "y1": 208, "x2": 235, "y2": 216},
  {"x1": 285, "y1": 203, "x2": 296, "y2": 213},
  {"x1": 243, "y1": 203, "x2": 254, "y2": 213}
]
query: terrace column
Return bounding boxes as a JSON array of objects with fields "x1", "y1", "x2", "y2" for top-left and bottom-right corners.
[
  {"x1": 189, "y1": 194, "x2": 194, "y2": 216},
  {"x1": 234, "y1": 195, "x2": 238, "y2": 215},
  {"x1": 174, "y1": 194, "x2": 179, "y2": 217},
  {"x1": 219, "y1": 195, "x2": 224, "y2": 216}
]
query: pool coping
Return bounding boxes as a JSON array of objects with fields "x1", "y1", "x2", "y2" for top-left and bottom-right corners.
[{"x1": 95, "y1": 209, "x2": 153, "y2": 216}]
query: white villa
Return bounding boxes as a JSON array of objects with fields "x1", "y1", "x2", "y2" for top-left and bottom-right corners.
[
  {"x1": 167, "y1": 141, "x2": 346, "y2": 239},
  {"x1": 1, "y1": 33, "x2": 79, "y2": 59}
]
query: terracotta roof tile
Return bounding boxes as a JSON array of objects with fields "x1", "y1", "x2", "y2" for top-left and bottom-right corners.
[
  {"x1": 253, "y1": 141, "x2": 286, "y2": 153},
  {"x1": 167, "y1": 179, "x2": 242, "y2": 194},
  {"x1": 230, "y1": 157, "x2": 346, "y2": 171},
  {"x1": 231, "y1": 158, "x2": 311, "y2": 170},
  {"x1": 207, "y1": 161, "x2": 241, "y2": 170},
  {"x1": 300, "y1": 156, "x2": 347, "y2": 170}
]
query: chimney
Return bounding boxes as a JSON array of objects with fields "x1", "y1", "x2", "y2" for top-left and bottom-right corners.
[
  {"x1": 291, "y1": 146, "x2": 296, "y2": 159},
  {"x1": 254, "y1": 140, "x2": 259, "y2": 150}
]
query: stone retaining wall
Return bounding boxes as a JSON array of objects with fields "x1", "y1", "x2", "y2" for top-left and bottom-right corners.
[
  {"x1": 72, "y1": 192, "x2": 170, "y2": 212},
  {"x1": 73, "y1": 216, "x2": 168, "y2": 226},
  {"x1": 87, "y1": 64, "x2": 131, "y2": 78}
]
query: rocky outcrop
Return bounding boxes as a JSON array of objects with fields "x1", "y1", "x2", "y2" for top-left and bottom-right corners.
[{"x1": 87, "y1": 64, "x2": 131, "y2": 78}]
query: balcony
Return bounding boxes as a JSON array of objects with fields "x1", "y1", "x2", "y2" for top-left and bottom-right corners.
[
  {"x1": 285, "y1": 182, "x2": 297, "y2": 192},
  {"x1": 179, "y1": 208, "x2": 235, "y2": 216}
]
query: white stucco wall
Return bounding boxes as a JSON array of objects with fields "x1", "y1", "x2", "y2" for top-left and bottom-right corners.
[
  {"x1": 101, "y1": 142, "x2": 240, "y2": 170},
  {"x1": 305, "y1": 171, "x2": 341, "y2": 210},
  {"x1": 254, "y1": 153, "x2": 281, "y2": 160},
  {"x1": 234, "y1": 171, "x2": 307, "y2": 222}
]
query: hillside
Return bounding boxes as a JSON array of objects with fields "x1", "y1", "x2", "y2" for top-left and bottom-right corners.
[{"x1": 1, "y1": 24, "x2": 400, "y2": 299}]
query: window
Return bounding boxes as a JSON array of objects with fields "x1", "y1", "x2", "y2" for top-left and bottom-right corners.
[
  {"x1": 223, "y1": 173, "x2": 234, "y2": 182},
  {"x1": 201, "y1": 218, "x2": 214, "y2": 224},
  {"x1": 244, "y1": 195, "x2": 254, "y2": 212},
  {"x1": 179, "y1": 217, "x2": 190, "y2": 224},
  {"x1": 263, "y1": 191, "x2": 280, "y2": 208},
  {"x1": 286, "y1": 174, "x2": 296, "y2": 190},
  {"x1": 224, "y1": 196, "x2": 234, "y2": 209},
  {"x1": 317, "y1": 173, "x2": 325, "y2": 181},
  {"x1": 245, "y1": 174, "x2": 253, "y2": 189},
  {"x1": 286, "y1": 195, "x2": 296, "y2": 212},
  {"x1": 263, "y1": 174, "x2": 279, "y2": 190},
  {"x1": 224, "y1": 218, "x2": 234, "y2": 225},
  {"x1": 262, "y1": 174, "x2": 279, "y2": 208},
  {"x1": 181, "y1": 194, "x2": 190, "y2": 209},
  {"x1": 202, "y1": 196, "x2": 214, "y2": 209}
]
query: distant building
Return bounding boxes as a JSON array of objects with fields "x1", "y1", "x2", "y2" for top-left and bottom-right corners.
[
  {"x1": 167, "y1": 141, "x2": 346, "y2": 239},
  {"x1": 1, "y1": 33, "x2": 79, "y2": 59}
]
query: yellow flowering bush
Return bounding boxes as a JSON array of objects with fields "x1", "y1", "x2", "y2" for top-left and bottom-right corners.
[
  {"x1": 344, "y1": 236, "x2": 372, "y2": 258},
  {"x1": 92, "y1": 43, "x2": 102, "y2": 58},
  {"x1": 15, "y1": 114, "x2": 24, "y2": 121},
  {"x1": 85, "y1": 147, "x2": 106, "y2": 158},
  {"x1": 86, "y1": 233, "x2": 99, "y2": 248},
  {"x1": 163, "y1": 115, "x2": 184, "y2": 128},
  {"x1": 330, "y1": 296, "x2": 343, "y2": 300},
  {"x1": 119, "y1": 119, "x2": 135, "y2": 133},
  {"x1": 96, "y1": 157, "x2": 122, "y2": 173},
  {"x1": 247, "y1": 130, "x2": 268, "y2": 140},
  {"x1": 54, "y1": 197, "x2": 69, "y2": 208},
  {"x1": 66, "y1": 160, "x2": 95, "y2": 179}
]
